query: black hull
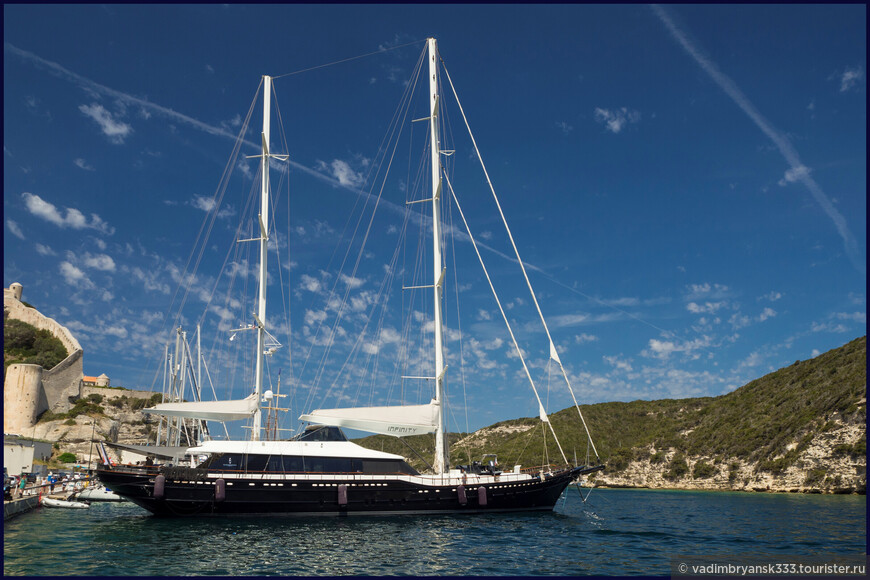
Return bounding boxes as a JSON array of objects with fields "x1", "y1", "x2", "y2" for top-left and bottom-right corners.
[{"x1": 97, "y1": 465, "x2": 595, "y2": 517}]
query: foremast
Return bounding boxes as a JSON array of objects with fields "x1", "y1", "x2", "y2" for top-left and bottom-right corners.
[
  {"x1": 428, "y1": 38, "x2": 449, "y2": 475},
  {"x1": 252, "y1": 76, "x2": 287, "y2": 441}
]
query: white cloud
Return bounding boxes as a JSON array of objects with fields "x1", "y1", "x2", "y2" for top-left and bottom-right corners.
[
  {"x1": 300, "y1": 274, "x2": 322, "y2": 293},
  {"x1": 74, "y1": 158, "x2": 95, "y2": 171},
  {"x1": 103, "y1": 325, "x2": 127, "y2": 338},
  {"x1": 574, "y1": 333, "x2": 598, "y2": 344},
  {"x1": 191, "y1": 195, "x2": 217, "y2": 212},
  {"x1": 477, "y1": 309, "x2": 492, "y2": 321},
  {"x1": 685, "y1": 283, "x2": 729, "y2": 300},
  {"x1": 78, "y1": 103, "x2": 132, "y2": 144},
  {"x1": 318, "y1": 159, "x2": 365, "y2": 188},
  {"x1": 35, "y1": 243, "x2": 55, "y2": 255},
  {"x1": 833, "y1": 311, "x2": 866, "y2": 323},
  {"x1": 6, "y1": 220, "x2": 24, "y2": 240},
  {"x1": 645, "y1": 338, "x2": 678, "y2": 359},
  {"x1": 686, "y1": 301, "x2": 726, "y2": 314},
  {"x1": 642, "y1": 335, "x2": 711, "y2": 360},
  {"x1": 21, "y1": 192, "x2": 115, "y2": 235},
  {"x1": 304, "y1": 309, "x2": 327, "y2": 326},
  {"x1": 130, "y1": 266, "x2": 170, "y2": 294},
  {"x1": 555, "y1": 121, "x2": 573, "y2": 135},
  {"x1": 82, "y1": 253, "x2": 116, "y2": 272},
  {"x1": 603, "y1": 354, "x2": 633, "y2": 372},
  {"x1": 59, "y1": 261, "x2": 94, "y2": 288},
  {"x1": 729, "y1": 312, "x2": 751, "y2": 330},
  {"x1": 379, "y1": 327, "x2": 402, "y2": 344},
  {"x1": 811, "y1": 321, "x2": 849, "y2": 333},
  {"x1": 758, "y1": 307, "x2": 776, "y2": 322},
  {"x1": 839, "y1": 66, "x2": 864, "y2": 92},
  {"x1": 209, "y1": 305, "x2": 235, "y2": 322},
  {"x1": 340, "y1": 274, "x2": 365, "y2": 289},
  {"x1": 778, "y1": 164, "x2": 810, "y2": 186},
  {"x1": 550, "y1": 313, "x2": 588, "y2": 328},
  {"x1": 593, "y1": 107, "x2": 641, "y2": 133},
  {"x1": 759, "y1": 291, "x2": 782, "y2": 302},
  {"x1": 738, "y1": 350, "x2": 764, "y2": 369},
  {"x1": 237, "y1": 160, "x2": 253, "y2": 179}
]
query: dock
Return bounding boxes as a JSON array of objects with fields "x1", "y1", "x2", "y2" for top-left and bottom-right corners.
[{"x1": 3, "y1": 496, "x2": 40, "y2": 520}]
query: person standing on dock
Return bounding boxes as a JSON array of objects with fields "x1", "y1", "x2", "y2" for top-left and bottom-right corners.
[{"x1": 19, "y1": 476, "x2": 27, "y2": 497}]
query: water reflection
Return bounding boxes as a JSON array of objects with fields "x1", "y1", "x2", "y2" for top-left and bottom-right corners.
[{"x1": 4, "y1": 490, "x2": 865, "y2": 576}]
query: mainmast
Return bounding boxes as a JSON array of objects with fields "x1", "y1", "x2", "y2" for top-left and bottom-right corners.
[
  {"x1": 252, "y1": 75, "x2": 272, "y2": 442},
  {"x1": 428, "y1": 38, "x2": 449, "y2": 475}
]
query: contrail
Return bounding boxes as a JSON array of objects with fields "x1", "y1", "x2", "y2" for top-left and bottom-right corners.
[
  {"x1": 5, "y1": 43, "x2": 394, "y2": 206},
  {"x1": 651, "y1": 5, "x2": 864, "y2": 276},
  {"x1": 6, "y1": 42, "x2": 523, "y2": 267}
]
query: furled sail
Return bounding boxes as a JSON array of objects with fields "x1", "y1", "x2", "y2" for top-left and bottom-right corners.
[
  {"x1": 299, "y1": 400, "x2": 439, "y2": 437},
  {"x1": 144, "y1": 393, "x2": 258, "y2": 422}
]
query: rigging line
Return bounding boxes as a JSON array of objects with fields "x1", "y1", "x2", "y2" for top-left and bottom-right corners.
[
  {"x1": 304, "y1": 46, "x2": 427, "y2": 413},
  {"x1": 446, "y1": 179, "x2": 471, "y2": 439},
  {"x1": 145, "y1": 83, "x2": 260, "y2": 394},
  {"x1": 200, "y1": 162, "x2": 260, "y2": 401},
  {"x1": 171, "y1": 81, "x2": 262, "y2": 330},
  {"x1": 443, "y1": 170, "x2": 568, "y2": 465},
  {"x1": 441, "y1": 60, "x2": 600, "y2": 462},
  {"x1": 271, "y1": 39, "x2": 426, "y2": 80},
  {"x1": 271, "y1": 86, "x2": 295, "y2": 380},
  {"x1": 296, "y1": 46, "x2": 427, "y2": 413},
  {"x1": 315, "y1": 85, "x2": 414, "y2": 409}
]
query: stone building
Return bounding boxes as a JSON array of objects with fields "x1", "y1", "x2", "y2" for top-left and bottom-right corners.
[{"x1": 3, "y1": 283, "x2": 85, "y2": 433}]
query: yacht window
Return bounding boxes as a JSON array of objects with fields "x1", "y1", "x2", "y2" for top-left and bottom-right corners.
[{"x1": 295, "y1": 426, "x2": 348, "y2": 442}]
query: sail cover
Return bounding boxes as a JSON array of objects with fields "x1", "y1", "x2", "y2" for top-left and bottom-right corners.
[
  {"x1": 299, "y1": 401, "x2": 439, "y2": 437},
  {"x1": 144, "y1": 393, "x2": 258, "y2": 422}
]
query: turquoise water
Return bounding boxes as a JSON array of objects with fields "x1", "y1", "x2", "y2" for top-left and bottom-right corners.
[{"x1": 3, "y1": 489, "x2": 865, "y2": 575}]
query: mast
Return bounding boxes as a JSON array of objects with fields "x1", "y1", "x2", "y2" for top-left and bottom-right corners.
[
  {"x1": 428, "y1": 38, "x2": 449, "y2": 475},
  {"x1": 252, "y1": 75, "x2": 272, "y2": 442}
]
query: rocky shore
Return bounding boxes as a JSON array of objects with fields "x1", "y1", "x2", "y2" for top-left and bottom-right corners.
[{"x1": 587, "y1": 419, "x2": 865, "y2": 495}]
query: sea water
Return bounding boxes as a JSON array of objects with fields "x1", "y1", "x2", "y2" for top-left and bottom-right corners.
[{"x1": 3, "y1": 488, "x2": 865, "y2": 576}]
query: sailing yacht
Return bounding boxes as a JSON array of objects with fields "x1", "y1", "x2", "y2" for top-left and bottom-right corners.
[{"x1": 97, "y1": 39, "x2": 603, "y2": 516}]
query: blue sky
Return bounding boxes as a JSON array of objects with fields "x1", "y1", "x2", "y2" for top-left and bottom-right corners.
[{"x1": 4, "y1": 4, "x2": 866, "y2": 437}]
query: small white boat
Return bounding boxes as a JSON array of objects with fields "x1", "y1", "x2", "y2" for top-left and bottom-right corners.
[
  {"x1": 42, "y1": 497, "x2": 90, "y2": 509},
  {"x1": 77, "y1": 486, "x2": 125, "y2": 502}
]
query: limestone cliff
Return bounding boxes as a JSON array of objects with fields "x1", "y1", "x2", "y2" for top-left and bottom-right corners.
[
  {"x1": 28, "y1": 387, "x2": 160, "y2": 464},
  {"x1": 586, "y1": 416, "x2": 865, "y2": 494}
]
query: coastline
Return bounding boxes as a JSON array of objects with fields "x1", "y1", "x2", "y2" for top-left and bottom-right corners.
[{"x1": 590, "y1": 482, "x2": 866, "y2": 495}]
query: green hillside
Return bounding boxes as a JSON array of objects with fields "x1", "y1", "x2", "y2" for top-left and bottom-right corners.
[
  {"x1": 356, "y1": 336, "x2": 866, "y2": 475},
  {"x1": 3, "y1": 317, "x2": 69, "y2": 370}
]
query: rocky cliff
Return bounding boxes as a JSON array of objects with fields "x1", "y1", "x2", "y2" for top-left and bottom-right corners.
[
  {"x1": 28, "y1": 388, "x2": 159, "y2": 464},
  {"x1": 588, "y1": 418, "x2": 865, "y2": 494}
]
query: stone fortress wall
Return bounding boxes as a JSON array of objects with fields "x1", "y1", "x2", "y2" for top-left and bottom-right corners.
[
  {"x1": 80, "y1": 385, "x2": 157, "y2": 401},
  {"x1": 3, "y1": 283, "x2": 85, "y2": 433}
]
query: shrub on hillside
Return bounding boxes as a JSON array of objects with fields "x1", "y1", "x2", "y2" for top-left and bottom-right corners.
[
  {"x1": 3, "y1": 318, "x2": 69, "y2": 370},
  {"x1": 57, "y1": 452, "x2": 77, "y2": 463},
  {"x1": 664, "y1": 453, "x2": 689, "y2": 480},
  {"x1": 692, "y1": 460, "x2": 716, "y2": 479}
]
